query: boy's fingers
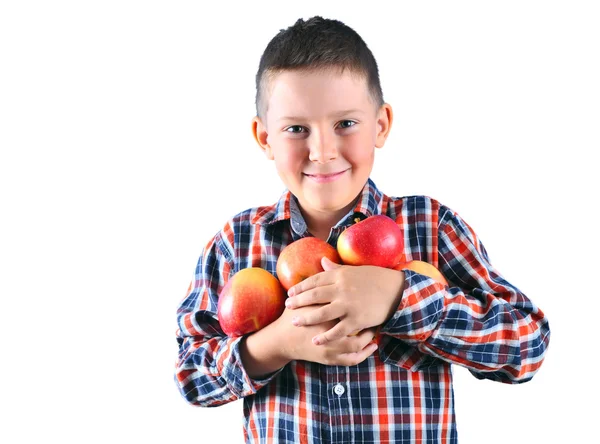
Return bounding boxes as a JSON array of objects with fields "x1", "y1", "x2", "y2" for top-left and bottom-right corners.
[
  {"x1": 288, "y1": 271, "x2": 335, "y2": 297},
  {"x1": 355, "y1": 326, "x2": 379, "y2": 343},
  {"x1": 316, "y1": 323, "x2": 377, "y2": 346},
  {"x1": 293, "y1": 303, "x2": 341, "y2": 327},
  {"x1": 285, "y1": 285, "x2": 335, "y2": 309},
  {"x1": 340, "y1": 342, "x2": 378, "y2": 367},
  {"x1": 312, "y1": 321, "x2": 356, "y2": 345}
]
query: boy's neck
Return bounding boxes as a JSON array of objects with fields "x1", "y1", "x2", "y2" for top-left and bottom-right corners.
[{"x1": 299, "y1": 198, "x2": 359, "y2": 241}]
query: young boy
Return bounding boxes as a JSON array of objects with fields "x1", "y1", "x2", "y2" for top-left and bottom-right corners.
[{"x1": 174, "y1": 16, "x2": 550, "y2": 443}]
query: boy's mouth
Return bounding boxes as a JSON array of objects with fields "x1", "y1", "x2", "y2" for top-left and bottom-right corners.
[{"x1": 303, "y1": 169, "x2": 348, "y2": 183}]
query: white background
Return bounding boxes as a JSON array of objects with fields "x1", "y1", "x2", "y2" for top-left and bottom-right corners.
[{"x1": 1, "y1": 1, "x2": 598, "y2": 443}]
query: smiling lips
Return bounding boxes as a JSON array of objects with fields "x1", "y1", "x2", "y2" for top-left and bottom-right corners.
[{"x1": 304, "y1": 169, "x2": 348, "y2": 183}]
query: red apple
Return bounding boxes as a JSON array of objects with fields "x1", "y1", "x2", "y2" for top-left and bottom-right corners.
[
  {"x1": 337, "y1": 214, "x2": 404, "y2": 268},
  {"x1": 276, "y1": 237, "x2": 341, "y2": 291},
  {"x1": 217, "y1": 267, "x2": 286, "y2": 337},
  {"x1": 394, "y1": 260, "x2": 448, "y2": 286}
]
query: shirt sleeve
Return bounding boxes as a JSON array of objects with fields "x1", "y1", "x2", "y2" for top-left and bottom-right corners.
[
  {"x1": 379, "y1": 206, "x2": 551, "y2": 383},
  {"x1": 174, "y1": 231, "x2": 282, "y2": 407}
]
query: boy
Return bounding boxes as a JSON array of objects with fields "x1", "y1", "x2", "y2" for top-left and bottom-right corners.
[{"x1": 174, "y1": 16, "x2": 550, "y2": 443}]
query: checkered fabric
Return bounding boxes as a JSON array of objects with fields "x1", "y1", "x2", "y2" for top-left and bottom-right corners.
[{"x1": 174, "y1": 178, "x2": 550, "y2": 443}]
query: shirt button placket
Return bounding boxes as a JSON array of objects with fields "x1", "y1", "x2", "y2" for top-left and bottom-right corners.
[{"x1": 327, "y1": 364, "x2": 350, "y2": 443}]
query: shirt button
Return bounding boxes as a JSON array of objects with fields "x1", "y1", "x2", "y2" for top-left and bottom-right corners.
[{"x1": 333, "y1": 384, "x2": 345, "y2": 396}]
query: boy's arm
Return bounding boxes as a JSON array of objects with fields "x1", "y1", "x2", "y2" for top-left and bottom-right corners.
[
  {"x1": 174, "y1": 231, "x2": 284, "y2": 407},
  {"x1": 379, "y1": 206, "x2": 551, "y2": 383},
  {"x1": 238, "y1": 321, "x2": 291, "y2": 379},
  {"x1": 240, "y1": 305, "x2": 379, "y2": 378}
]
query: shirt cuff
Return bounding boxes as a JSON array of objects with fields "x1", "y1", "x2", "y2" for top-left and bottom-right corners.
[
  {"x1": 216, "y1": 336, "x2": 283, "y2": 398},
  {"x1": 379, "y1": 269, "x2": 446, "y2": 344}
]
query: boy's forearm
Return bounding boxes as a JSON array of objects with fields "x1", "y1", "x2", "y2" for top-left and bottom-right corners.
[{"x1": 239, "y1": 322, "x2": 291, "y2": 379}]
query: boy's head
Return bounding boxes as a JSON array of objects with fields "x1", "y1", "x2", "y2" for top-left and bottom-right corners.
[{"x1": 251, "y1": 16, "x2": 393, "y2": 227}]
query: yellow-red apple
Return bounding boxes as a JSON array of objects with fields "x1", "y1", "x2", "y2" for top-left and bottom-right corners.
[
  {"x1": 394, "y1": 260, "x2": 448, "y2": 286},
  {"x1": 337, "y1": 215, "x2": 404, "y2": 268},
  {"x1": 276, "y1": 237, "x2": 341, "y2": 291},
  {"x1": 217, "y1": 267, "x2": 286, "y2": 337}
]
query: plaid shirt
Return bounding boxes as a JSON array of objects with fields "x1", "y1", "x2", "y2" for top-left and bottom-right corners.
[{"x1": 175, "y1": 178, "x2": 550, "y2": 443}]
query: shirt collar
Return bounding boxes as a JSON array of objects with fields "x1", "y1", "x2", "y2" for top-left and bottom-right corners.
[
  {"x1": 251, "y1": 178, "x2": 385, "y2": 228},
  {"x1": 350, "y1": 177, "x2": 384, "y2": 220}
]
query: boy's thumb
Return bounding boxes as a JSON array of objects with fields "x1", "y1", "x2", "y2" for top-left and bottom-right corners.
[{"x1": 321, "y1": 256, "x2": 342, "y2": 271}]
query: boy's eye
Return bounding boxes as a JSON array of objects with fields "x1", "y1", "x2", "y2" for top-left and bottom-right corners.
[
  {"x1": 285, "y1": 121, "x2": 355, "y2": 133},
  {"x1": 286, "y1": 125, "x2": 305, "y2": 134}
]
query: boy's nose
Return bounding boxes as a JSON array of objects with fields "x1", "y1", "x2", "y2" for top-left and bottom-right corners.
[{"x1": 308, "y1": 131, "x2": 338, "y2": 163}]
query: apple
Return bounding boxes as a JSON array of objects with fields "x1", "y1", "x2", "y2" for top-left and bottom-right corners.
[
  {"x1": 276, "y1": 237, "x2": 342, "y2": 291},
  {"x1": 394, "y1": 260, "x2": 448, "y2": 286},
  {"x1": 217, "y1": 267, "x2": 286, "y2": 337},
  {"x1": 337, "y1": 214, "x2": 404, "y2": 268}
]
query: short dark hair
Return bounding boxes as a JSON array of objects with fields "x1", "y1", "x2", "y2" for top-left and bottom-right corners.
[{"x1": 255, "y1": 16, "x2": 384, "y2": 123}]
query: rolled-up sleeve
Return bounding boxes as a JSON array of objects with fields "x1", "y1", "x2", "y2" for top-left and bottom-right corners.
[{"x1": 174, "y1": 230, "x2": 282, "y2": 406}]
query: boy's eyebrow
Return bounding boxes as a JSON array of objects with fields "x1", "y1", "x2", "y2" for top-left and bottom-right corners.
[{"x1": 278, "y1": 109, "x2": 364, "y2": 122}]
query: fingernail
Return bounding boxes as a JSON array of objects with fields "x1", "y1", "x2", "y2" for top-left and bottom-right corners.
[
  {"x1": 288, "y1": 288, "x2": 295, "y2": 297},
  {"x1": 292, "y1": 317, "x2": 301, "y2": 326},
  {"x1": 285, "y1": 299, "x2": 292, "y2": 308},
  {"x1": 312, "y1": 337, "x2": 321, "y2": 345}
]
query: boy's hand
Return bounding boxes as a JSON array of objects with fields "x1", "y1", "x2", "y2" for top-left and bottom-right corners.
[
  {"x1": 285, "y1": 257, "x2": 405, "y2": 346},
  {"x1": 273, "y1": 306, "x2": 379, "y2": 366}
]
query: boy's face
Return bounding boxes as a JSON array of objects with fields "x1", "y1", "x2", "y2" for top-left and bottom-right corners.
[{"x1": 252, "y1": 68, "x2": 392, "y2": 223}]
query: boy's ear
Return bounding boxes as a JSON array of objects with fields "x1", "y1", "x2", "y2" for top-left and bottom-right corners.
[
  {"x1": 375, "y1": 103, "x2": 394, "y2": 149},
  {"x1": 251, "y1": 116, "x2": 274, "y2": 160}
]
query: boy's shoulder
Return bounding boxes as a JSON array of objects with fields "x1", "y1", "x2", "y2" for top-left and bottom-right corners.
[{"x1": 383, "y1": 193, "x2": 454, "y2": 220}]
